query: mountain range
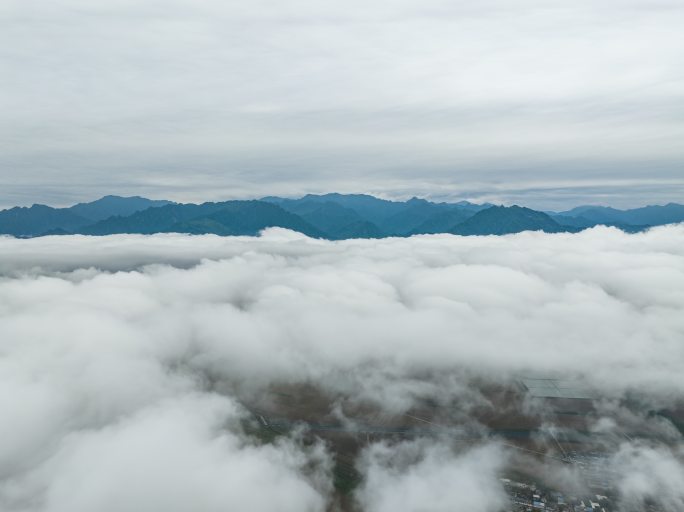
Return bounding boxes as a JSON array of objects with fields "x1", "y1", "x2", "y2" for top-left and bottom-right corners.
[{"x1": 1, "y1": 193, "x2": 683, "y2": 239}]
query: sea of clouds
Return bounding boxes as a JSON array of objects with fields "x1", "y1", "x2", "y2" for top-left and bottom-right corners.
[{"x1": 1, "y1": 226, "x2": 683, "y2": 511}]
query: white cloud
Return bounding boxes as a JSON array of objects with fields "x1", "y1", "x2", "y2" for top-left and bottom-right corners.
[
  {"x1": 355, "y1": 440, "x2": 508, "y2": 512},
  {"x1": 611, "y1": 443, "x2": 684, "y2": 511},
  {"x1": 1, "y1": 395, "x2": 332, "y2": 512},
  {"x1": 1, "y1": 227, "x2": 684, "y2": 509},
  {"x1": 1, "y1": 226, "x2": 684, "y2": 398}
]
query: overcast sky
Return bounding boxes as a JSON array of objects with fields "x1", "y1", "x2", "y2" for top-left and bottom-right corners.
[{"x1": 1, "y1": 0, "x2": 683, "y2": 209}]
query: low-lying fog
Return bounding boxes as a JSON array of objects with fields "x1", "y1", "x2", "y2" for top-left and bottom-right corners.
[{"x1": 1, "y1": 226, "x2": 683, "y2": 511}]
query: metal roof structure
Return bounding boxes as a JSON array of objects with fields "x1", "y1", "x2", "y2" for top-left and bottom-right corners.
[{"x1": 520, "y1": 378, "x2": 595, "y2": 399}]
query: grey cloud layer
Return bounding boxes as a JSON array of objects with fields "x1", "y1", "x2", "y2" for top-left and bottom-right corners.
[
  {"x1": 356, "y1": 441, "x2": 508, "y2": 512},
  {"x1": 611, "y1": 443, "x2": 684, "y2": 511},
  {"x1": 2, "y1": 395, "x2": 330, "y2": 512},
  {"x1": 1, "y1": 228, "x2": 684, "y2": 510},
  {"x1": 1, "y1": 226, "x2": 684, "y2": 397},
  {"x1": 2, "y1": 0, "x2": 684, "y2": 207}
]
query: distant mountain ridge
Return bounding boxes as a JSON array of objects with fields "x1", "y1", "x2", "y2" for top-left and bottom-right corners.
[
  {"x1": 0, "y1": 194, "x2": 682, "y2": 239},
  {"x1": 0, "y1": 195, "x2": 173, "y2": 237},
  {"x1": 554, "y1": 203, "x2": 684, "y2": 227},
  {"x1": 70, "y1": 195, "x2": 173, "y2": 222},
  {"x1": 450, "y1": 205, "x2": 565, "y2": 235},
  {"x1": 261, "y1": 193, "x2": 493, "y2": 237},
  {"x1": 0, "y1": 204, "x2": 90, "y2": 236},
  {"x1": 80, "y1": 200, "x2": 323, "y2": 238}
]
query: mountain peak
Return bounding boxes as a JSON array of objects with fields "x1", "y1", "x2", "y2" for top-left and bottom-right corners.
[
  {"x1": 406, "y1": 196, "x2": 429, "y2": 205},
  {"x1": 450, "y1": 204, "x2": 564, "y2": 235},
  {"x1": 69, "y1": 195, "x2": 173, "y2": 222}
]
